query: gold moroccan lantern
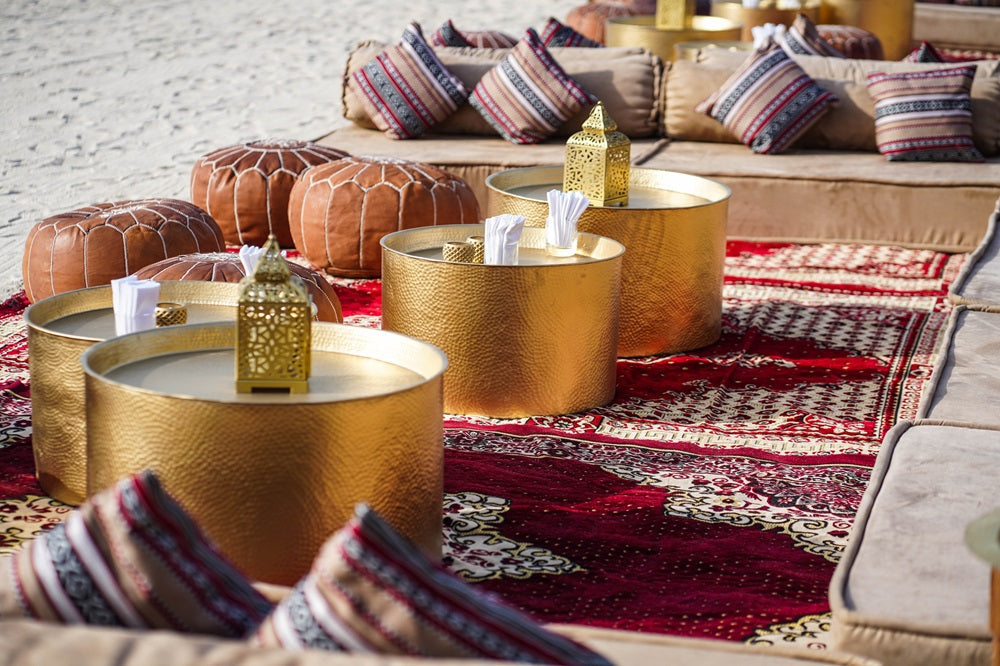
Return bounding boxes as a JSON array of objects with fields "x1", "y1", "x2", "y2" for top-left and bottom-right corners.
[
  {"x1": 563, "y1": 102, "x2": 631, "y2": 208},
  {"x1": 236, "y1": 235, "x2": 311, "y2": 393}
]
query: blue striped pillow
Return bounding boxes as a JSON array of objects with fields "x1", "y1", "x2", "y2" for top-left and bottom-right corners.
[
  {"x1": 867, "y1": 64, "x2": 984, "y2": 162},
  {"x1": 0, "y1": 470, "x2": 272, "y2": 636},
  {"x1": 697, "y1": 40, "x2": 838, "y2": 154},
  {"x1": 348, "y1": 22, "x2": 469, "y2": 139},
  {"x1": 469, "y1": 28, "x2": 597, "y2": 145},
  {"x1": 253, "y1": 504, "x2": 612, "y2": 665}
]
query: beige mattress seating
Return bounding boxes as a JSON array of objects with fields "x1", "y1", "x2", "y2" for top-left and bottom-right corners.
[
  {"x1": 950, "y1": 201, "x2": 1000, "y2": 312},
  {"x1": 325, "y1": 41, "x2": 1000, "y2": 253},
  {"x1": 828, "y1": 421, "x2": 996, "y2": 666},
  {"x1": 917, "y1": 306, "x2": 1000, "y2": 427},
  {"x1": 0, "y1": 619, "x2": 884, "y2": 665}
]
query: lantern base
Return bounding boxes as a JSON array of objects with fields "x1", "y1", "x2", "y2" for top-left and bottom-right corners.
[{"x1": 237, "y1": 378, "x2": 310, "y2": 394}]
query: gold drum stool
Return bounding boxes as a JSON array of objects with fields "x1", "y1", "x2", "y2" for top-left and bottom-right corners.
[
  {"x1": 81, "y1": 321, "x2": 447, "y2": 586},
  {"x1": 604, "y1": 15, "x2": 743, "y2": 62},
  {"x1": 381, "y1": 225, "x2": 624, "y2": 418},
  {"x1": 23, "y1": 281, "x2": 240, "y2": 505},
  {"x1": 486, "y1": 167, "x2": 731, "y2": 359}
]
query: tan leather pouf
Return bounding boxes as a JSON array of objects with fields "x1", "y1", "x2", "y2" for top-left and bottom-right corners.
[
  {"x1": 566, "y1": 1, "x2": 637, "y2": 44},
  {"x1": 190, "y1": 139, "x2": 349, "y2": 248},
  {"x1": 288, "y1": 156, "x2": 481, "y2": 278},
  {"x1": 817, "y1": 24, "x2": 884, "y2": 60},
  {"x1": 22, "y1": 198, "x2": 225, "y2": 303},
  {"x1": 132, "y1": 252, "x2": 343, "y2": 323}
]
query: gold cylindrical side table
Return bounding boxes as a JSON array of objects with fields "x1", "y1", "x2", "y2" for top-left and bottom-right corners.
[
  {"x1": 381, "y1": 225, "x2": 624, "y2": 418},
  {"x1": 486, "y1": 167, "x2": 731, "y2": 359},
  {"x1": 711, "y1": 0, "x2": 821, "y2": 42},
  {"x1": 23, "y1": 281, "x2": 239, "y2": 505},
  {"x1": 604, "y1": 15, "x2": 743, "y2": 62},
  {"x1": 82, "y1": 321, "x2": 447, "y2": 586},
  {"x1": 820, "y1": 0, "x2": 915, "y2": 60}
]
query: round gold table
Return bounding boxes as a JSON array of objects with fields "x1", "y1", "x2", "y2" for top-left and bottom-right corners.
[
  {"x1": 604, "y1": 15, "x2": 743, "y2": 62},
  {"x1": 486, "y1": 167, "x2": 731, "y2": 359},
  {"x1": 711, "y1": 0, "x2": 821, "y2": 42},
  {"x1": 24, "y1": 281, "x2": 239, "y2": 506},
  {"x1": 381, "y1": 225, "x2": 625, "y2": 418},
  {"x1": 82, "y1": 321, "x2": 447, "y2": 586}
]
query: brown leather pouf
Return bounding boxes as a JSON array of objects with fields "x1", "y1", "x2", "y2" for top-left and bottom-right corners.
[
  {"x1": 132, "y1": 252, "x2": 343, "y2": 323},
  {"x1": 22, "y1": 198, "x2": 225, "y2": 303},
  {"x1": 816, "y1": 24, "x2": 884, "y2": 60},
  {"x1": 190, "y1": 139, "x2": 349, "y2": 248},
  {"x1": 566, "y1": 1, "x2": 637, "y2": 44},
  {"x1": 288, "y1": 156, "x2": 481, "y2": 278}
]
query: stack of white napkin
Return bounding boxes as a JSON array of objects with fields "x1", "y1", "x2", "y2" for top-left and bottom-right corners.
[
  {"x1": 752, "y1": 23, "x2": 787, "y2": 49},
  {"x1": 111, "y1": 275, "x2": 161, "y2": 336},
  {"x1": 545, "y1": 189, "x2": 589, "y2": 257},
  {"x1": 484, "y1": 214, "x2": 526, "y2": 266},
  {"x1": 239, "y1": 244, "x2": 265, "y2": 275}
]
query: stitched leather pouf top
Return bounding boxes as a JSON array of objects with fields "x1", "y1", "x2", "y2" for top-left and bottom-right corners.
[
  {"x1": 22, "y1": 198, "x2": 225, "y2": 303},
  {"x1": 190, "y1": 139, "x2": 350, "y2": 248},
  {"x1": 132, "y1": 252, "x2": 343, "y2": 323},
  {"x1": 816, "y1": 24, "x2": 884, "y2": 60},
  {"x1": 288, "y1": 156, "x2": 481, "y2": 278}
]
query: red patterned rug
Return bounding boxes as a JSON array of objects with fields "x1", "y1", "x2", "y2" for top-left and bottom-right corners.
[{"x1": 0, "y1": 241, "x2": 963, "y2": 649}]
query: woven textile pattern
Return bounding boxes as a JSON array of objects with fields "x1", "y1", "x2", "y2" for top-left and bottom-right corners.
[
  {"x1": 781, "y1": 14, "x2": 845, "y2": 57},
  {"x1": 469, "y1": 28, "x2": 596, "y2": 144},
  {"x1": 539, "y1": 17, "x2": 603, "y2": 48},
  {"x1": 698, "y1": 42, "x2": 837, "y2": 154},
  {"x1": 349, "y1": 23, "x2": 468, "y2": 139},
  {"x1": 867, "y1": 64, "x2": 984, "y2": 162},
  {"x1": 254, "y1": 504, "x2": 611, "y2": 664},
  {"x1": 0, "y1": 470, "x2": 272, "y2": 635},
  {"x1": 0, "y1": 241, "x2": 964, "y2": 647},
  {"x1": 430, "y1": 19, "x2": 517, "y2": 49}
]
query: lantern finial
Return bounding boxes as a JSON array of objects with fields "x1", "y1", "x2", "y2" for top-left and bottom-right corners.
[
  {"x1": 235, "y1": 235, "x2": 312, "y2": 393},
  {"x1": 563, "y1": 102, "x2": 631, "y2": 208}
]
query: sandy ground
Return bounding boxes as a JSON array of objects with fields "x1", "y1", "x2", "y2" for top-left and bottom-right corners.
[{"x1": 0, "y1": 0, "x2": 581, "y2": 298}]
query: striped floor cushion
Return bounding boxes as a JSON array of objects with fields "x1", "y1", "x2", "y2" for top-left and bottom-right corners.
[
  {"x1": 867, "y1": 64, "x2": 984, "y2": 162},
  {"x1": 0, "y1": 470, "x2": 272, "y2": 636},
  {"x1": 348, "y1": 22, "x2": 468, "y2": 139},
  {"x1": 469, "y1": 28, "x2": 597, "y2": 144},
  {"x1": 697, "y1": 40, "x2": 838, "y2": 154},
  {"x1": 253, "y1": 504, "x2": 612, "y2": 665},
  {"x1": 539, "y1": 17, "x2": 603, "y2": 48},
  {"x1": 429, "y1": 19, "x2": 517, "y2": 49}
]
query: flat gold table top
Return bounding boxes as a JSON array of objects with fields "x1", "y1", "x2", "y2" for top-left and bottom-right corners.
[{"x1": 45, "y1": 304, "x2": 235, "y2": 339}]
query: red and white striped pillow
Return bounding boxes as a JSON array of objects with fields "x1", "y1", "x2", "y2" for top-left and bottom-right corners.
[
  {"x1": 780, "y1": 13, "x2": 845, "y2": 58},
  {"x1": 0, "y1": 470, "x2": 272, "y2": 636},
  {"x1": 429, "y1": 19, "x2": 517, "y2": 49},
  {"x1": 867, "y1": 64, "x2": 984, "y2": 162},
  {"x1": 348, "y1": 22, "x2": 469, "y2": 139},
  {"x1": 539, "y1": 17, "x2": 603, "y2": 48},
  {"x1": 697, "y1": 40, "x2": 838, "y2": 154},
  {"x1": 469, "y1": 28, "x2": 597, "y2": 144},
  {"x1": 253, "y1": 504, "x2": 612, "y2": 665}
]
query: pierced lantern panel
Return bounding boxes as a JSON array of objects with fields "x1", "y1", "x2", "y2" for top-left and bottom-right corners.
[
  {"x1": 236, "y1": 235, "x2": 312, "y2": 393},
  {"x1": 563, "y1": 102, "x2": 631, "y2": 208}
]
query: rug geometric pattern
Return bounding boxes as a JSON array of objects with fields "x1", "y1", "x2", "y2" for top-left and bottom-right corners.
[{"x1": 0, "y1": 242, "x2": 963, "y2": 649}]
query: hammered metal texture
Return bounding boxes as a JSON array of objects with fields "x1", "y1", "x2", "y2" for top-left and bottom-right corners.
[
  {"x1": 82, "y1": 322, "x2": 446, "y2": 586},
  {"x1": 487, "y1": 167, "x2": 730, "y2": 358},
  {"x1": 24, "y1": 282, "x2": 240, "y2": 505},
  {"x1": 382, "y1": 225, "x2": 623, "y2": 418}
]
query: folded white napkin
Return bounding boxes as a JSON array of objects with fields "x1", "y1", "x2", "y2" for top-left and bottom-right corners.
[
  {"x1": 484, "y1": 214, "x2": 526, "y2": 266},
  {"x1": 752, "y1": 23, "x2": 787, "y2": 49},
  {"x1": 239, "y1": 244, "x2": 265, "y2": 275},
  {"x1": 742, "y1": 0, "x2": 760, "y2": 8},
  {"x1": 545, "y1": 189, "x2": 589, "y2": 257},
  {"x1": 111, "y1": 276, "x2": 161, "y2": 336}
]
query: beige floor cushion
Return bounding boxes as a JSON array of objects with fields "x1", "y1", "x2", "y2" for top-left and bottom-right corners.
[
  {"x1": 829, "y1": 421, "x2": 995, "y2": 666},
  {"x1": 950, "y1": 200, "x2": 1000, "y2": 312},
  {"x1": 0, "y1": 619, "x2": 881, "y2": 665},
  {"x1": 920, "y1": 306, "x2": 1000, "y2": 426}
]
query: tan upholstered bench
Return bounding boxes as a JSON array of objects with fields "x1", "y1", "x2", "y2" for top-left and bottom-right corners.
[
  {"x1": 828, "y1": 421, "x2": 996, "y2": 665},
  {"x1": 950, "y1": 200, "x2": 1000, "y2": 313}
]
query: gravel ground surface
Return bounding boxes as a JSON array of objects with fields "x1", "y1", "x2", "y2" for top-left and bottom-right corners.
[{"x1": 1, "y1": 0, "x2": 580, "y2": 297}]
